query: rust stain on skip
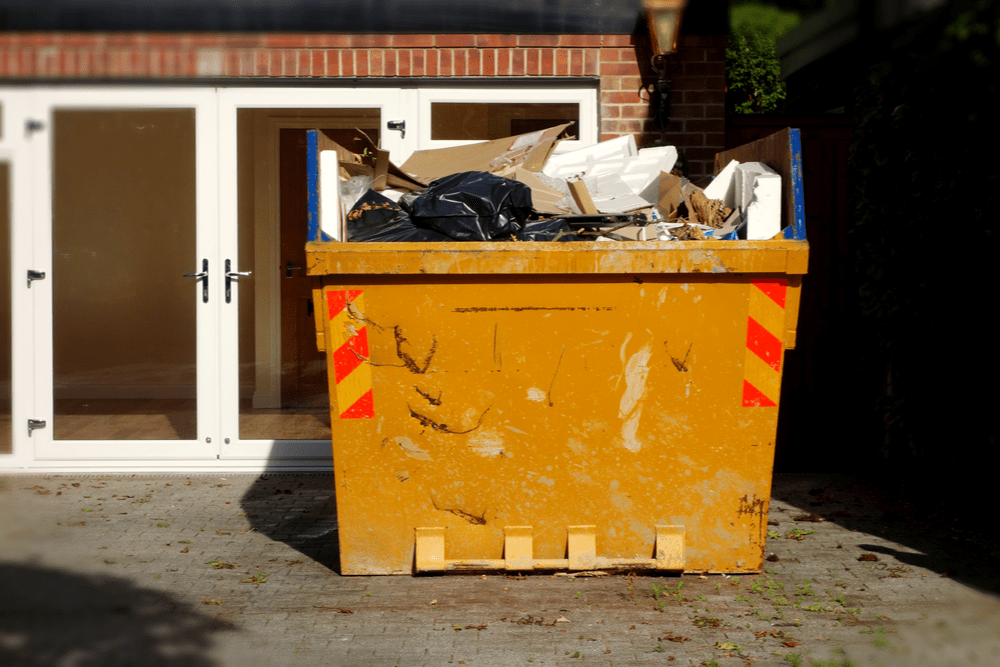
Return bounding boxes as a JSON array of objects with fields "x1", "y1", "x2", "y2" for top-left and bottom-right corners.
[
  {"x1": 408, "y1": 404, "x2": 492, "y2": 435},
  {"x1": 394, "y1": 327, "x2": 436, "y2": 374}
]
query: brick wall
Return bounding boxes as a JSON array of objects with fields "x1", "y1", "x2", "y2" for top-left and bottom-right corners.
[{"x1": 0, "y1": 33, "x2": 725, "y2": 180}]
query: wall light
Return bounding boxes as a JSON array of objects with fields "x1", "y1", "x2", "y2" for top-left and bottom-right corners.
[{"x1": 644, "y1": 0, "x2": 687, "y2": 131}]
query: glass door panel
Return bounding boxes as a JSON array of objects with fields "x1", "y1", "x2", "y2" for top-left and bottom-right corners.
[
  {"x1": 235, "y1": 109, "x2": 381, "y2": 443},
  {"x1": 51, "y1": 109, "x2": 198, "y2": 440}
]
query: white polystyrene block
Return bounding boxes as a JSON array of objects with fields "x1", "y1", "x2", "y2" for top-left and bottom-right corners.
[
  {"x1": 637, "y1": 145, "x2": 678, "y2": 174},
  {"x1": 703, "y1": 159, "x2": 739, "y2": 209},
  {"x1": 735, "y1": 161, "x2": 777, "y2": 214},
  {"x1": 745, "y1": 172, "x2": 781, "y2": 240},
  {"x1": 319, "y1": 150, "x2": 341, "y2": 241},
  {"x1": 541, "y1": 135, "x2": 637, "y2": 178}
]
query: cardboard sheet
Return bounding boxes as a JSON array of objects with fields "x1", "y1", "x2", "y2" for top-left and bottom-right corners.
[{"x1": 400, "y1": 123, "x2": 571, "y2": 183}]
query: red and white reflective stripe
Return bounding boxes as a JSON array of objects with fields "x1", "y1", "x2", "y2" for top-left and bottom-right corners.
[
  {"x1": 742, "y1": 279, "x2": 786, "y2": 407},
  {"x1": 327, "y1": 289, "x2": 375, "y2": 419}
]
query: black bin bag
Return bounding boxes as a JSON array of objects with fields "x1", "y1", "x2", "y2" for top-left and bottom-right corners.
[
  {"x1": 404, "y1": 171, "x2": 534, "y2": 241},
  {"x1": 347, "y1": 189, "x2": 452, "y2": 242}
]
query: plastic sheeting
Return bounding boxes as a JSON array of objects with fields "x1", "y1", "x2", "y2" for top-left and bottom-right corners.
[{"x1": 402, "y1": 171, "x2": 534, "y2": 242}]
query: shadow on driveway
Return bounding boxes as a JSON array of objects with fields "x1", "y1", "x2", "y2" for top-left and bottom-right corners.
[
  {"x1": 238, "y1": 473, "x2": 341, "y2": 574},
  {"x1": 0, "y1": 562, "x2": 239, "y2": 667}
]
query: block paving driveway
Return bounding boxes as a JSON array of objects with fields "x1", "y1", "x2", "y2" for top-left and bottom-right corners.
[{"x1": 2, "y1": 472, "x2": 998, "y2": 667}]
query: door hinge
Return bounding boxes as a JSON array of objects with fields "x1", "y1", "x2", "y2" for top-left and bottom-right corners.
[
  {"x1": 27, "y1": 270, "x2": 46, "y2": 288},
  {"x1": 28, "y1": 419, "x2": 47, "y2": 436}
]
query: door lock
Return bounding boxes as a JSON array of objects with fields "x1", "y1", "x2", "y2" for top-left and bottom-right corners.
[
  {"x1": 183, "y1": 259, "x2": 209, "y2": 303},
  {"x1": 224, "y1": 259, "x2": 252, "y2": 303},
  {"x1": 286, "y1": 260, "x2": 303, "y2": 278}
]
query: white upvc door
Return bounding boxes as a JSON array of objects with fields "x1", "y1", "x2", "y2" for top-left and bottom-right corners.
[
  {"x1": 216, "y1": 87, "x2": 414, "y2": 463},
  {"x1": 0, "y1": 90, "x2": 33, "y2": 469},
  {"x1": 30, "y1": 87, "x2": 221, "y2": 463}
]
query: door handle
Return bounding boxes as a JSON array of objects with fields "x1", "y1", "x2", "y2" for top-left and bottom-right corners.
[
  {"x1": 387, "y1": 119, "x2": 406, "y2": 138},
  {"x1": 225, "y1": 259, "x2": 252, "y2": 304},
  {"x1": 285, "y1": 260, "x2": 303, "y2": 278},
  {"x1": 183, "y1": 258, "x2": 209, "y2": 303}
]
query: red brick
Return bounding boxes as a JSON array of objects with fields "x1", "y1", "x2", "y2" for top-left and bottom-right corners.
[
  {"x1": 452, "y1": 49, "x2": 466, "y2": 76},
  {"x1": 704, "y1": 132, "x2": 726, "y2": 148},
  {"x1": 603, "y1": 34, "x2": 633, "y2": 47},
  {"x1": 262, "y1": 35, "x2": 305, "y2": 48},
  {"x1": 601, "y1": 105, "x2": 621, "y2": 119},
  {"x1": 603, "y1": 119, "x2": 644, "y2": 133},
  {"x1": 467, "y1": 49, "x2": 481, "y2": 75},
  {"x1": 682, "y1": 90, "x2": 725, "y2": 105},
  {"x1": 61, "y1": 50, "x2": 79, "y2": 77},
  {"x1": 364, "y1": 49, "x2": 380, "y2": 76},
  {"x1": 519, "y1": 35, "x2": 559, "y2": 47},
  {"x1": 672, "y1": 104, "x2": 705, "y2": 118},
  {"x1": 554, "y1": 49, "x2": 568, "y2": 76},
  {"x1": 411, "y1": 49, "x2": 424, "y2": 76},
  {"x1": 540, "y1": 49, "x2": 553, "y2": 75},
  {"x1": 497, "y1": 49, "x2": 510, "y2": 76},
  {"x1": 306, "y1": 34, "x2": 352, "y2": 48},
  {"x1": 356, "y1": 50, "x2": 369, "y2": 76},
  {"x1": 350, "y1": 35, "x2": 391, "y2": 48},
  {"x1": 384, "y1": 50, "x2": 397, "y2": 76},
  {"x1": 320, "y1": 50, "x2": 335, "y2": 76},
  {"x1": 684, "y1": 147, "x2": 718, "y2": 161},
  {"x1": 398, "y1": 50, "x2": 411, "y2": 76},
  {"x1": 341, "y1": 50, "x2": 354, "y2": 76},
  {"x1": 584, "y1": 49, "x2": 599, "y2": 76},
  {"x1": 391, "y1": 34, "x2": 433, "y2": 48},
  {"x1": 482, "y1": 49, "x2": 496, "y2": 76},
  {"x1": 281, "y1": 49, "x2": 295, "y2": 76},
  {"x1": 295, "y1": 49, "x2": 309, "y2": 76},
  {"x1": 525, "y1": 48, "x2": 539, "y2": 75},
  {"x1": 424, "y1": 49, "x2": 437, "y2": 76},
  {"x1": 600, "y1": 47, "x2": 633, "y2": 63},
  {"x1": 601, "y1": 61, "x2": 641, "y2": 76},
  {"x1": 619, "y1": 104, "x2": 650, "y2": 119},
  {"x1": 604, "y1": 91, "x2": 644, "y2": 104},
  {"x1": 438, "y1": 49, "x2": 451, "y2": 76},
  {"x1": 310, "y1": 50, "x2": 324, "y2": 77},
  {"x1": 512, "y1": 49, "x2": 525, "y2": 76},
  {"x1": 436, "y1": 35, "x2": 476, "y2": 48},
  {"x1": 477, "y1": 35, "x2": 517, "y2": 48},
  {"x1": 560, "y1": 35, "x2": 602, "y2": 47}
]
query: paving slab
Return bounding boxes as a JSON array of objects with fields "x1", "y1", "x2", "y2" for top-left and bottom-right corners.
[{"x1": 2, "y1": 472, "x2": 998, "y2": 667}]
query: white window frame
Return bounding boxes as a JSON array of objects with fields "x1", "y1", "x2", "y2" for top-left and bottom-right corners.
[{"x1": 414, "y1": 87, "x2": 598, "y2": 157}]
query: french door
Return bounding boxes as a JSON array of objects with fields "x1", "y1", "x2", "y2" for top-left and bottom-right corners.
[{"x1": 1, "y1": 84, "x2": 597, "y2": 468}]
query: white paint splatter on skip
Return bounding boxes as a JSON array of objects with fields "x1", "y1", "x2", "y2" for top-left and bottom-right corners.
[
  {"x1": 527, "y1": 387, "x2": 546, "y2": 402},
  {"x1": 395, "y1": 437, "x2": 432, "y2": 461},
  {"x1": 468, "y1": 430, "x2": 506, "y2": 458},
  {"x1": 619, "y1": 344, "x2": 652, "y2": 452}
]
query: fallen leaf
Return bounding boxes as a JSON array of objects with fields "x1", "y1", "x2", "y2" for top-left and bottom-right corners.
[
  {"x1": 429, "y1": 599, "x2": 438, "y2": 605},
  {"x1": 180, "y1": 548, "x2": 189, "y2": 553},
  {"x1": 716, "y1": 642, "x2": 739, "y2": 650},
  {"x1": 792, "y1": 513, "x2": 824, "y2": 522},
  {"x1": 556, "y1": 616, "x2": 570, "y2": 623},
  {"x1": 313, "y1": 606, "x2": 353, "y2": 613},
  {"x1": 464, "y1": 624, "x2": 487, "y2": 630},
  {"x1": 782, "y1": 641, "x2": 798, "y2": 648},
  {"x1": 858, "y1": 554, "x2": 879, "y2": 562},
  {"x1": 766, "y1": 554, "x2": 780, "y2": 562},
  {"x1": 755, "y1": 631, "x2": 767, "y2": 639}
]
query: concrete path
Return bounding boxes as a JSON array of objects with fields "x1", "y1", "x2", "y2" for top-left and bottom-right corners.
[{"x1": 2, "y1": 472, "x2": 998, "y2": 667}]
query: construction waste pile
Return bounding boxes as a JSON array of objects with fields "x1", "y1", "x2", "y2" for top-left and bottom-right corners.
[{"x1": 313, "y1": 124, "x2": 783, "y2": 243}]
